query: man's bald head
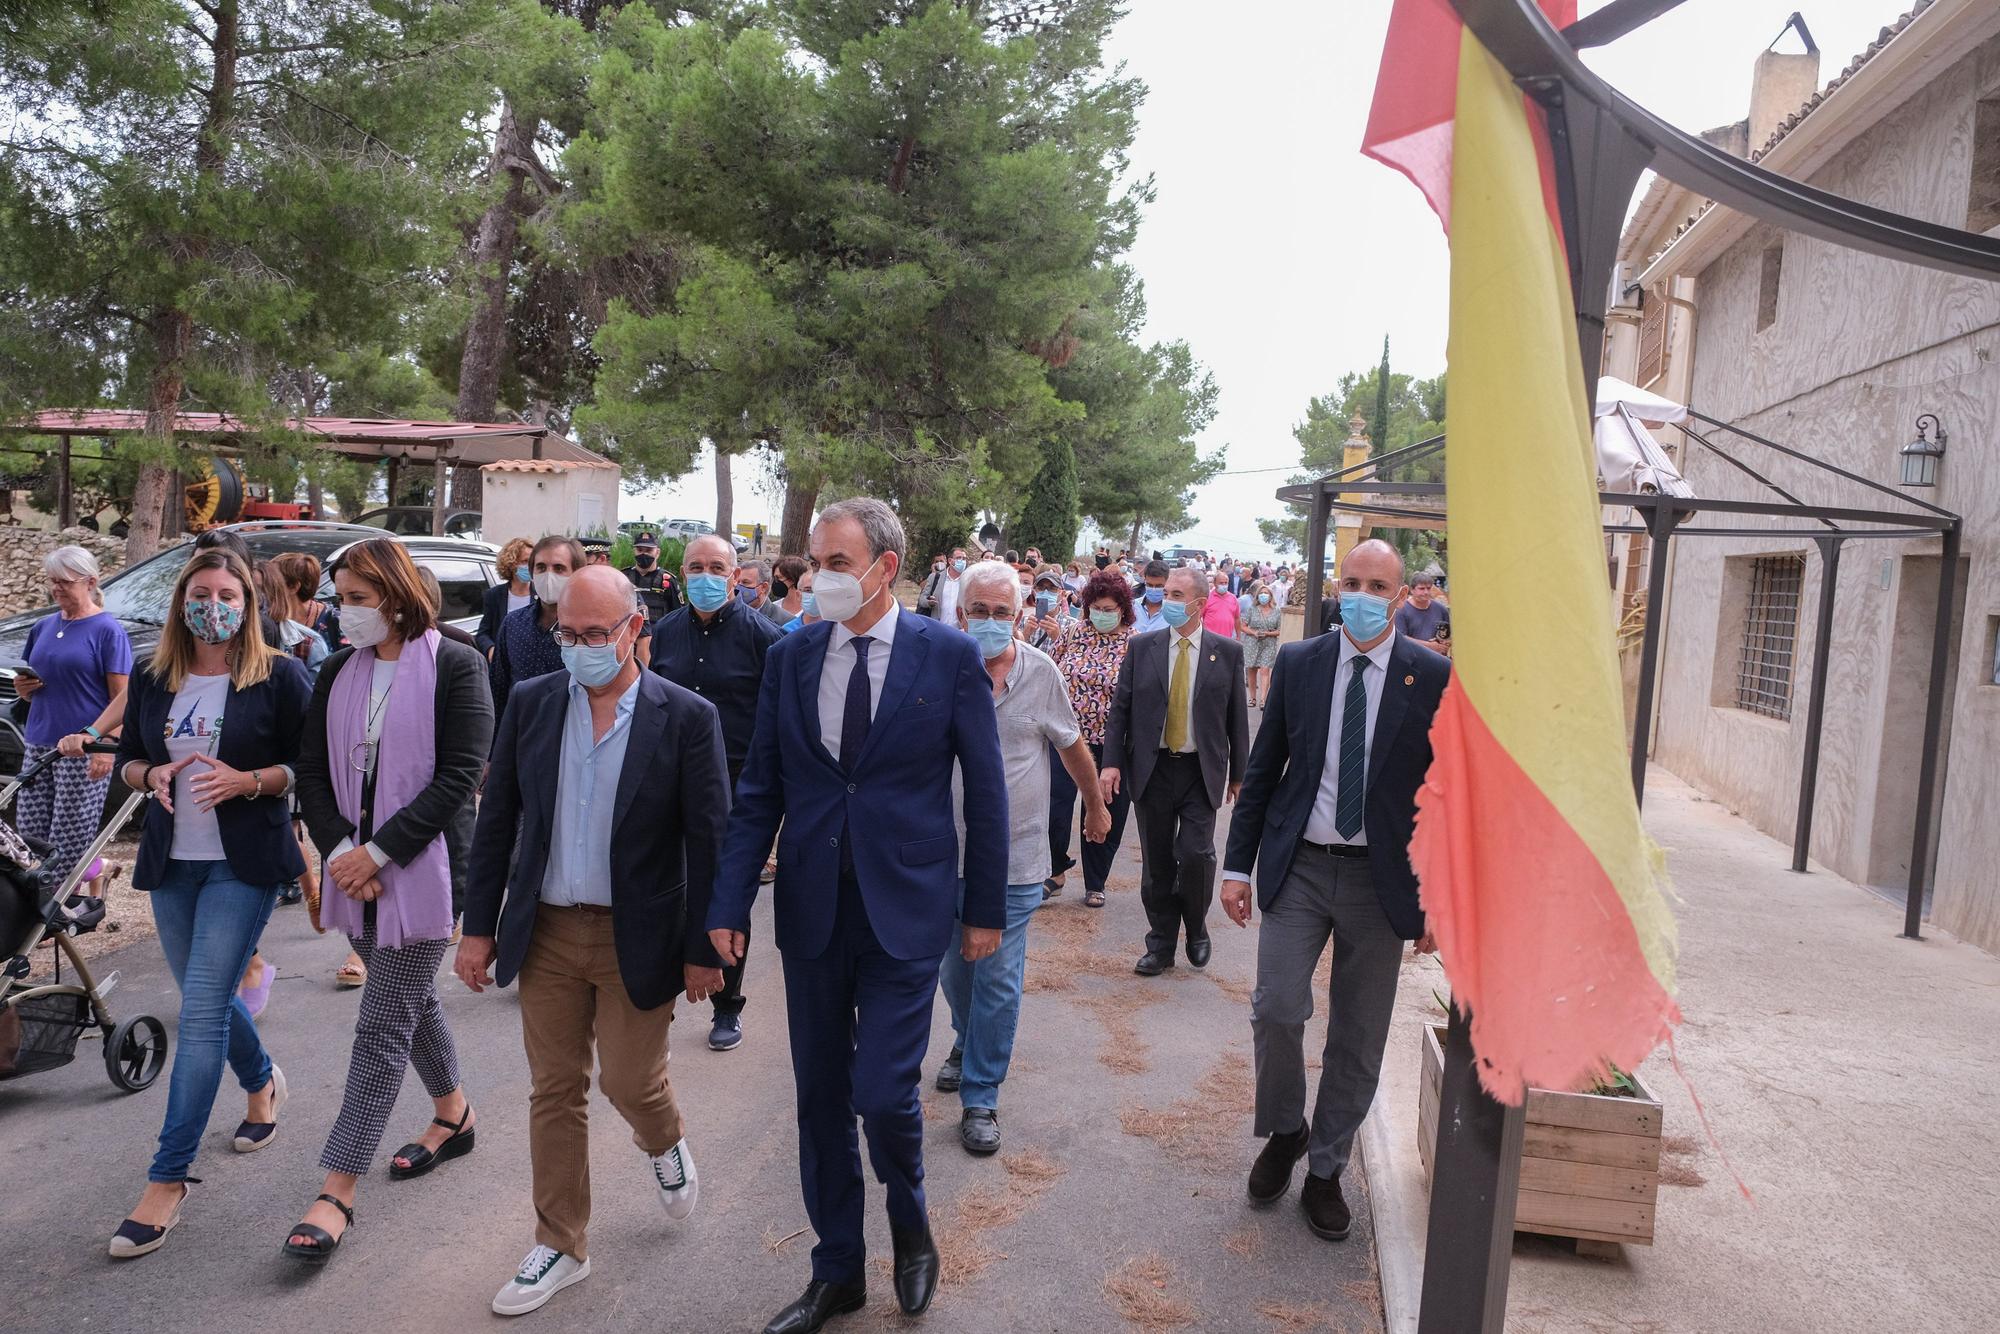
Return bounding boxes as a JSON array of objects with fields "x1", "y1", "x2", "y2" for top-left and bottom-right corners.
[
  {"x1": 683, "y1": 533, "x2": 736, "y2": 577},
  {"x1": 559, "y1": 563, "x2": 642, "y2": 627},
  {"x1": 1339, "y1": 539, "x2": 1406, "y2": 597}
]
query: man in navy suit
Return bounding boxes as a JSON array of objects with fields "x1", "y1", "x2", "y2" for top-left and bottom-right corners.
[
  {"x1": 709, "y1": 498, "x2": 1007, "y2": 1334},
  {"x1": 1219, "y1": 540, "x2": 1447, "y2": 1246}
]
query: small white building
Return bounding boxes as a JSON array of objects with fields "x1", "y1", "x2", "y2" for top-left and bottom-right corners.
[{"x1": 479, "y1": 458, "x2": 622, "y2": 545}]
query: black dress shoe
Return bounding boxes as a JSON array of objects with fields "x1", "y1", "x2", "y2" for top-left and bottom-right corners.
[
  {"x1": 890, "y1": 1222, "x2": 940, "y2": 1315},
  {"x1": 935, "y1": 1046, "x2": 963, "y2": 1093},
  {"x1": 1133, "y1": 950, "x2": 1175, "y2": 976},
  {"x1": 960, "y1": 1107, "x2": 1001, "y2": 1156},
  {"x1": 1301, "y1": 1170, "x2": 1352, "y2": 1241},
  {"x1": 1247, "y1": 1124, "x2": 1310, "y2": 1204},
  {"x1": 762, "y1": 1279, "x2": 867, "y2": 1334},
  {"x1": 1185, "y1": 936, "x2": 1211, "y2": 968}
]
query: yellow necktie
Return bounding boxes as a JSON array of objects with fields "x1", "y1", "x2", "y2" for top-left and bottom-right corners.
[{"x1": 1165, "y1": 635, "x2": 1192, "y2": 752}]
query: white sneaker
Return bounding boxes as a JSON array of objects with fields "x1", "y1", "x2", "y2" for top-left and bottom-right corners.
[
  {"x1": 649, "y1": 1138, "x2": 699, "y2": 1221},
  {"x1": 492, "y1": 1245, "x2": 590, "y2": 1316}
]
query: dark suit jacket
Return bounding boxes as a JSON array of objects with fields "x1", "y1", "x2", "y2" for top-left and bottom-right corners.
[
  {"x1": 1222, "y1": 631, "x2": 1450, "y2": 940},
  {"x1": 293, "y1": 640, "x2": 493, "y2": 871},
  {"x1": 114, "y1": 653, "x2": 314, "y2": 892},
  {"x1": 707, "y1": 610, "x2": 1008, "y2": 962},
  {"x1": 465, "y1": 669, "x2": 730, "y2": 1010},
  {"x1": 475, "y1": 582, "x2": 515, "y2": 658},
  {"x1": 1102, "y1": 627, "x2": 1250, "y2": 808}
]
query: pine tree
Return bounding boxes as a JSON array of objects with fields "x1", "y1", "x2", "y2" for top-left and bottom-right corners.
[
  {"x1": 0, "y1": 0, "x2": 511, "y2": 559},
  {"x1": 1012, "y1": 437, "x2": 1081, "y2": 563}
]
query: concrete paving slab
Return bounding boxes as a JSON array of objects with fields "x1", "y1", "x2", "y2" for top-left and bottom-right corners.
[{"x1": 1364, "y1": 766, "x2": 2000, "y2": 1333}]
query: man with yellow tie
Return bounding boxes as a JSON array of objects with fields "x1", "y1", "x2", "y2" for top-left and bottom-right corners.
[{"x1": 1101, "y1": 566, "x2": 1251, "y2": 975}]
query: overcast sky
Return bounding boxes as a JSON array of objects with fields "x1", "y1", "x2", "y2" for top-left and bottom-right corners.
[{"x1": 633, "y1": 0, "x2": 1915, "y2": 557}]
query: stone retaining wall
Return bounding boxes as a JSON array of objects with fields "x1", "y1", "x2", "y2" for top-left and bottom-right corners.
[{"x1": 0, "y1": 527, "x2": 131, "y2": 617}]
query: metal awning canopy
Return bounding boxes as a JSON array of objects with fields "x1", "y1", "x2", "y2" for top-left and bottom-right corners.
[{"x1": 0, "y1": 409, "x2": 608, "y2": 535}]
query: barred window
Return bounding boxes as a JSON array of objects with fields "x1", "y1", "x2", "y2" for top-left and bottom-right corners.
[{"x1": 1735, "y1": 555, "x2": 1804, "y2": 720}]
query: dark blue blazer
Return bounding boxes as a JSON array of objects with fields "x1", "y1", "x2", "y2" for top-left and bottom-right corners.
[
  {"x1": 1221, "y1": 631, "x2": 1449, "y2": 940},
  {"x1": 114, "y1": 654, "x2": 314, "y2": 892},
  {"x1": 463, "y1": 668, "x2": 730, "y2": 1011},
  {"x1": 708, "y1": 609, "x2": 1008, "y2": 962}
]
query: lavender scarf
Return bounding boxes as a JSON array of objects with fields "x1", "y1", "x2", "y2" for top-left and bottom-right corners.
[{"x1": 319, "y1": 629, "x2": 451, "y2": 947}]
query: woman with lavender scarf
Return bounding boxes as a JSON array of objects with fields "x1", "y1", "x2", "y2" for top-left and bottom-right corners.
[{"x1": 285, "y1": 539, "x2": 493, "y2": 1263}]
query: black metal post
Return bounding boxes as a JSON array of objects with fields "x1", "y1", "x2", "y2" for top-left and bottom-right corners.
[
  {"x1": 1903, "y1": 520, "x2": 1962, "y2": 939},
  {"x1": 1304, "y1": 484, "x2": 1329, "y2": 640},
  {"x1": 1627, "y1": 501, "x2": 1677, "y2": 806},
  {"x1": 56, "y1": 434, "x2": 73, "y2": 530},
  {"x1": 1791, "y1": 536, "x2": 1843, "y2": 873},
  {"x1": 1418, "y1": 1007, "x2": 1526, "y2": 1334}
]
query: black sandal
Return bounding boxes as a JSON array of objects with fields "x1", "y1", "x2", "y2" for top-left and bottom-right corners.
[
  {"x1": 1042, "y1": 877, "x2": 1065, "y2": 900},
  {"x1": 1084, "y1": 889, "x2": 1106, "y2": 908},
  {"x1": 389, "y1": 1105, "x2": 475, "y2": 1180},
  {"x1": 282, "y1": 1193, "x2": 353, "y2": 1264}
]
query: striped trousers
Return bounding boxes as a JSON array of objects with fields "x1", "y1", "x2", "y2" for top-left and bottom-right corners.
[{"x1": 319, "y1": 917, "x2": 461, "y2": 1176}]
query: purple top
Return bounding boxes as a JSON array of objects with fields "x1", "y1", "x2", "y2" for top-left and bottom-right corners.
[{"x1": 23, "y1": 611, "x2": 133, "y2": 744}]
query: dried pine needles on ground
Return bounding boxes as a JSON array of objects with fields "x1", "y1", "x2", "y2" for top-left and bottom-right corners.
[
  {"x1": 1103, "y1": 1253, "x2": 1199, "y2": 1330},
  {"x1": 1119, "y1": 1050, "x2": 1257, "y2": 1162},
  {"x1": 890, "y1": 1148, "x2": 1072, "y2": 1292}
]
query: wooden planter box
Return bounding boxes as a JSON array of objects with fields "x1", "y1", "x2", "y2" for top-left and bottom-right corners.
[{"x1": 1418, "y1": 1023, "x2": 1662, "y2": 1249}]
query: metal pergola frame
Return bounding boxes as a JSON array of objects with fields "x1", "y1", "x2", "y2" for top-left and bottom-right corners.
[{"x1": 1324, "y1": 1, "x2": 2000, "y2": 1329}]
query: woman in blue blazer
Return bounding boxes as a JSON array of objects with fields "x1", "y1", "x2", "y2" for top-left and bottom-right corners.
[{"x1": 107, "y1": 548, "x2": 312, "y2": 1260}]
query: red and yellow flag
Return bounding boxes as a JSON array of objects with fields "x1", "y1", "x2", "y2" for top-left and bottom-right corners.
[{"x1": 1364, "y1": 0, "x2": 1681, "y2": 1102}]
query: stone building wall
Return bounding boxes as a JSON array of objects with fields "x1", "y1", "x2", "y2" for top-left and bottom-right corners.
[{"x1": 0, "y1": 527, "x2": 131, "y2": 616}]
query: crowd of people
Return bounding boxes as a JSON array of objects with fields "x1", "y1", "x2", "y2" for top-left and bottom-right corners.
[{"x1": 8, "y1": 511, "x2": 1452, "y2": 1333}]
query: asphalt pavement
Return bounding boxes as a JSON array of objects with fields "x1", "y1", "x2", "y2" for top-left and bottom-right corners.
[{"x1": 0, "y1": 724, "x2": 1384, "y2": 1334}]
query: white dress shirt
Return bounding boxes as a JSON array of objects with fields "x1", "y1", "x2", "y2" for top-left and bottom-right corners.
[
  {"x1": 937, "y1": 574, "x2": 962, "y2": 626},
  {"x1": 1223, "y1": 629, "x2": 1397, "y2": 884},
  {"x1": 1301, "y1": 630, "x2": 1397, "y2": 847},
  {"x1": 817, "y1": 600, "x2": 901, "y2": 762},
  {"x1": 1156, "y1": 622, "x2": 1202, "y2": 753}
]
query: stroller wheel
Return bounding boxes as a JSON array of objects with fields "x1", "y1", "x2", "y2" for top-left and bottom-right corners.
[{"x1": 105, "y1": 1014, "x2": 168, "y2": 1092}]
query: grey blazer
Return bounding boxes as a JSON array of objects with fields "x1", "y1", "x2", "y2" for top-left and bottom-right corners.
[{"x1": 1102, "y1": 627, "x2": 1251, "y2": 808}]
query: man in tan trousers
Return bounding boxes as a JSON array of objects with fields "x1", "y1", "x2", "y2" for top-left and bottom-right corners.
[{"x1": 458, "y1": 566, "x2": 731, "y2": 1316}]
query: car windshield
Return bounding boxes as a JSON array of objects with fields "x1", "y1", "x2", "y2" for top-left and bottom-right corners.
[{"x1": 96, "y1": 546, "x2": 189, "y2": 625}]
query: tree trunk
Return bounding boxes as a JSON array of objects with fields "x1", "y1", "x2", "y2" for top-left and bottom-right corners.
[
  {"x1": 130, "y1": 2, "x2": 236, "y2": 562},
  {"x1": 454, "y1": 100, "x2": 534, "y2": 515},
  {"x1": 1128, "y1": 514, "x2": 1143, "y2": 555},
  {"x1": 714, "y1": 445, "x2": 733, "y2": 538},
  {"x1": 779, "y1": 474, "x2": 818, "y2": 556}
]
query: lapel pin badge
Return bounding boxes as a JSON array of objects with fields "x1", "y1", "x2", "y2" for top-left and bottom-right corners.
[{"x1": 1404, "y1": 674, "x2": 1415, "y2": 686}]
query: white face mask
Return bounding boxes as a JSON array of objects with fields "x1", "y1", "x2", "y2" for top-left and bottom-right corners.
[
  {"x1": 533, "y1": 571, "x2": 568, "y2": 604},
  {"x1": 811, "y1": 554, "x2": 881, "y2": 624},
  {"x1": 340, "y1": 603, "x2": 392, "y2": 649}
]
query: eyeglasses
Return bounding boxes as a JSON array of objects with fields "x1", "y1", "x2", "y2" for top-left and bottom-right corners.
[{"x1": 551, "y1": 626, "x2": 624, "y2": 647}]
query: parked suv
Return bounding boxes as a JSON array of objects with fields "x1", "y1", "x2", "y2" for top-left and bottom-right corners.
[
  {"x1": 657, "y1": 517, "x2": 752, "y2": 556},
  {"x1": 0, "y1": 522, "x2": 500, "y2": 712}
]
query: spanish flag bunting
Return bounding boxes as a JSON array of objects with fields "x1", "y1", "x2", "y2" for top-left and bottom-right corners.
[{"x1": 1363, "y1": 0, "x2": 1681, "y2": 1102}]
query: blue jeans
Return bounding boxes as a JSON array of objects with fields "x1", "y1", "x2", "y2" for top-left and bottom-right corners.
[
  {"x1": 148, "y1": 859, "x2": 278, "y2": 1183},
  {"x1": 938, "y1": 880, "x2": 1044, "y2": 1111}
]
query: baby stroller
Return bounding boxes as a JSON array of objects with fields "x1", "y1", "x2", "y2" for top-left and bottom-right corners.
[{"x1": 0, "y1": 744, "x2": 166, "y2": 1092}]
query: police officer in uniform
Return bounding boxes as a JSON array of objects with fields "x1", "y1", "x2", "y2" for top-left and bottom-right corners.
[
  {"x1": 580, "y1": 535, "x2": 613, "y2": 566},
  {"x1": 626, "y1": 531, "x2": 682, "y2": 624}
]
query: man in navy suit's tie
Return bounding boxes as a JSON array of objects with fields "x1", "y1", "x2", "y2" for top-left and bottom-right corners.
[{"x1": 708, "y1": 498, "x2": 1007, "y2": 1334}]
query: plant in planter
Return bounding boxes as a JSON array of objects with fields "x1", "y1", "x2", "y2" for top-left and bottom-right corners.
[{"x1": 1418, "y1": 1004, "x2": 1664, "y2": 1253}]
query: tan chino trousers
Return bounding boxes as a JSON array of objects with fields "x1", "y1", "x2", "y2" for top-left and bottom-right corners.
[{"x1": 518, "y1": 903, "x2": 683, "y2": 1260}]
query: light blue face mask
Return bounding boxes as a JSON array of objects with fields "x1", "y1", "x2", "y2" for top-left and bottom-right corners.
[
  {"x1": 561, "y1": 640, "x2": 625, "y2": 689},
  {"x1": 1160, "y1": 599, "x2": 1191, "y2": 628},
  {"x1": 801, "y1": 592, "x2": 818, "y2": 618},
  {"x1": 686, "y1": 572, "x2": 731, "y2": 613},
  {"x1": 1089, "y1": 608, "x2": 1120, "y2": 632},
  {"x1": 965, "y1": 617, "x2": 1015, "y2": 659},
  {"x1": 1340, "y1": 591, "x2": 1392, "y2": 641},
  {"x1": 1143, "y1": 585, "x2": 1165, "y2": 605},
  {"x1": 513, "y1": 564, "x2": 531, "y2": 584}
]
